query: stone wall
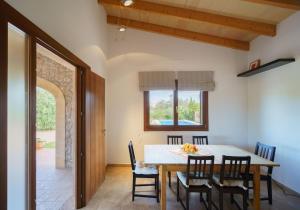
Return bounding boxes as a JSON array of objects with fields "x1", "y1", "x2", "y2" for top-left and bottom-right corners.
[{"x1": 37, "y1": 52, "x2": 76, "y2": 168}]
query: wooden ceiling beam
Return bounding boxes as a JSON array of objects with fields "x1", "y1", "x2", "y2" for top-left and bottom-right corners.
[
  {"x1": 245, "y1": 0, "x2": 300, "y2": 10},
  {"x1": 107, "y1": 16, "x2": 250, "y2": 51},
  {"x1": 100, "y1": 0, "x2": 276, "y2": 36}
]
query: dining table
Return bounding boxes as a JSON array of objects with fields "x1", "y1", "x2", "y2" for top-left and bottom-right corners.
[{"x1": 144, "y1": 144, "x2": 280, "y2": 210}]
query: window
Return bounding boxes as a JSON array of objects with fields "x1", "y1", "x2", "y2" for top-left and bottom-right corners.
[
  {"x1": 178, "y1": 91, "x2": 202, "y2": 126},
  {"x1": 144, "y1": 82, "x2": 208, "y2": 131},
  {"x1": 149, "y1": 90, "x2": 174, "y2": 125}
]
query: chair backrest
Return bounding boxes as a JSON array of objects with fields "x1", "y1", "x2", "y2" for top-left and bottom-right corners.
[
  {"x1": 128, "y1": 141, "x2": 136, "y2": 170},
  {"x1": 167, "y1": 135, "x2": 183, "y2": 145},
  {"x1": 186, "y1": 155, "x2": 214, "y2": 186},
  {"x1": 220, "y1": 155, "x2": 251, "y2": 186},
  {"x1": 255, "y1": 142, "x2": 276, "y2": 175},
  {"x1": 193, "y1": 136, "x2": 208, "y2": 145}
]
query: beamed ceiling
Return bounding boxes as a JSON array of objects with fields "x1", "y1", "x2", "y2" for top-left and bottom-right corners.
[{"x1": 99, "y1": 0, "x2": 299, "y2": 51}]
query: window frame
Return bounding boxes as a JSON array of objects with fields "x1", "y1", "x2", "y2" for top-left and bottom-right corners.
[{"x1": 144, "y1": 81, "x2": 209, "y2": 131}]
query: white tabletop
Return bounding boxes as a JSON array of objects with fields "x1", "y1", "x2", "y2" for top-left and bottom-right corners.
[{"x1": 144, "y1": 145, "x2": 279, "y2": 166}]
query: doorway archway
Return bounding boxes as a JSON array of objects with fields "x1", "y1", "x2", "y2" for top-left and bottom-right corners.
[
  {"x1": 35, "y1": 46, "x2": 76, "y2": 210},
  {"x1": 37, "y1": 77, "x2": 66, "y2": 168}
]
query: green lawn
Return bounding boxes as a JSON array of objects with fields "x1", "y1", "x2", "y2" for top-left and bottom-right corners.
[{"x1": 43, "y1": 141, "x2": 55, "y2": 149}]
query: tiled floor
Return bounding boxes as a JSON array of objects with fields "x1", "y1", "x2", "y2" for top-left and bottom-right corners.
[
  {"x1": 83, "y1": 166, "x2": 300, "y2": 210},
  {"x1": 36, "y1": 148, "x2": 74, "y2": 210}
]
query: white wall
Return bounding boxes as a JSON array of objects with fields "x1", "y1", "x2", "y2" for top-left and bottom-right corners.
[
  {"x1": 247, "y1": 12, "x2": 300, "y2": 193},
  {"x1": 5, "y1": 0, "x2": 108, "y2": 77},
  {"x1": 107, "y1": 25, "x2": 248, "y2": 164},
  {"x1": 7, "y1": 25, "x2": 27, "y2": 210}
]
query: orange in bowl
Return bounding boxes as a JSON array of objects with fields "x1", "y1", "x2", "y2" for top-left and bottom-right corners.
[{"x1": 182, "y1": 143, "x2": 199, "y2": 154}]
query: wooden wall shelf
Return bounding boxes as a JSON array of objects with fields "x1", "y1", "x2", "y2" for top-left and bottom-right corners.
[{"x1": 237, "y1": 58, "x2": 295, "y2": 77}]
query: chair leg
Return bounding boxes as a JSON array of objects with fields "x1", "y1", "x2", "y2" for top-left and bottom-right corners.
[
  {"x1": 219, "y1": 190, "x2": 223, "y2": 210},
  {"x1": 177, "y1": 176, "x2": 180, "y2": 202},
  {"x1": 247, "y1": 188, "x2": 250, "y2": 201},
  {"x1": 243, "y1": 191, "x2": 248, "y2": 210},
  {"x1": 207, "y1": 191, "x2": 212, "y2": 210},
  {"x1": 230, "y1": 193, "x2": 234, "y2": 204},
  {"x1": 246, "y1": 188, "x2": 249, "y2": 207},
  {"x1": 168, "y1": 171, "x2": 171, "y2": 187},
  {"x1": 200, "y1": 192, "x2": 204, "y2": 202},
  {"x1": 132, "y1": 176, "x2": 136, "y2": 202},
  {"x1": 267, "y1": 176, "x2": 273, "y2": 205},
  {"x1": 186, "y1": 190, "x2": 190, "y2": 210}
]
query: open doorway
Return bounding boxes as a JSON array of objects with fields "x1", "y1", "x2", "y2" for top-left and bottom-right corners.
[
  {"x1": 1, "y1": 4, "x2": 88, "y2": 209},
  {"x1": 35, "y1": 44, "x2": 76, "y2": 210}
]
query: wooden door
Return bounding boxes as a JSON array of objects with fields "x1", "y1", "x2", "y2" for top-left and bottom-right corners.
[
  {"x1": 98, "y1": 74, "x2": 106, "y2": 186},
  {"x1": 85, "y1": 70, "x2": 106, "y2": 202}
]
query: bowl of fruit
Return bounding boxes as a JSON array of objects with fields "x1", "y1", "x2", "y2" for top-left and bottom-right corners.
[{"x1": 182, "y1": 143, "x2": 199, "y2": 154}]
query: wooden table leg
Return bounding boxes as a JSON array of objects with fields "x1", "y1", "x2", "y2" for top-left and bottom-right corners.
[
  {"x1": 160, "y1": 165, "x2": 167, "y2": 210},
  {"x1": 253, "y1": 165, "x2": 261, "y2": 210}
]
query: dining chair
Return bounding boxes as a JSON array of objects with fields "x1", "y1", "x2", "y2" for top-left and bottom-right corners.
[
  {"x1": 192, "y1": 136, "x2": 208, "y2": 145},
  {"x1": 213, "y1": 155, "x2": 251, "y2": 210},
  {"x1": 167, "y1": 135, "x2": 184, "y2": 145},
  {"x1": 167, "y1": 135, "x2": 183, "y2": 187},
  {"x1": 177, "y1": 155, "x2": 215, "y2": 210},
  {"x1": 128, "y1": 141, "x2": 159, "y2": 202},
  {"x1": 248, "y1": 142, "x2": 276, "y2": 204}
]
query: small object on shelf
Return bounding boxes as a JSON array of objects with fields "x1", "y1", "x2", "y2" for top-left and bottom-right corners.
[
  {"x1": 237, "y1": 58, "x2": 295, "y2": 77},
  {"x1": 249, "y1": 59, "x2": 261, "y2": 70}
]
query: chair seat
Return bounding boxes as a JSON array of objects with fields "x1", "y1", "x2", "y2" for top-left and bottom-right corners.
[
  {"x1": 134, "y1": 164, "x2": 158, "y2": 175},
  {"x1": 213, "y1": 174, "x2": 247, "y2": 190},
  {"x1": 177, "y1": 172, "x2": 211, "y2": 188}
]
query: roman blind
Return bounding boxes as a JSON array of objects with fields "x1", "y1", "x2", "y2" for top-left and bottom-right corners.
[
  {"x1": 139, "y1": 71, "x2": 176, "y2": 91},
  {"x1": 177, "y1": 71, "x2": 215, "y2": 91}
]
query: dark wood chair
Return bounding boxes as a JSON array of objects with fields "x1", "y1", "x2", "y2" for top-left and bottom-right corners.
[
  {"x1": 167, "y1": 135, "x2": 183, "y2": 187},
  {"x1": 248, "y1": 142, "x2": 276, "y2": 204},
  {"x1": 213, "y1": 155, "x2": 251, "y2": 210},
  {"x1": 177, "y1": 155, "x2": 215, "y2": 210},
  {"x1": 128, "y1": 141, "x2": 159, "y2": 202},
  {"x1": 168, "y1": 135, "x2": 183, "y2": 145},
  {"x1": 193, "y1": 136, "x2": 208, "y2": 145}
]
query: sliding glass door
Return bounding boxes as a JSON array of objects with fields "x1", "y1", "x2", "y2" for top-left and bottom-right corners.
[{"x1": 7, "y1": 24, "x2": 29, "y2": 210}]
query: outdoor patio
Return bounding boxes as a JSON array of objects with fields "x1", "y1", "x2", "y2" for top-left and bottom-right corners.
[{"x1": 36, "y1": 148, "x2": 74, "y2": 210}]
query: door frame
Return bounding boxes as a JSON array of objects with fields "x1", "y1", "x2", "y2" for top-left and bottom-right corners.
[
  {"x1": 0, "y1": 1, "x2": 89, "y2": 209},
  {"x1": 0, "y1": 1, "x2": 8, "y2": 209}
]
